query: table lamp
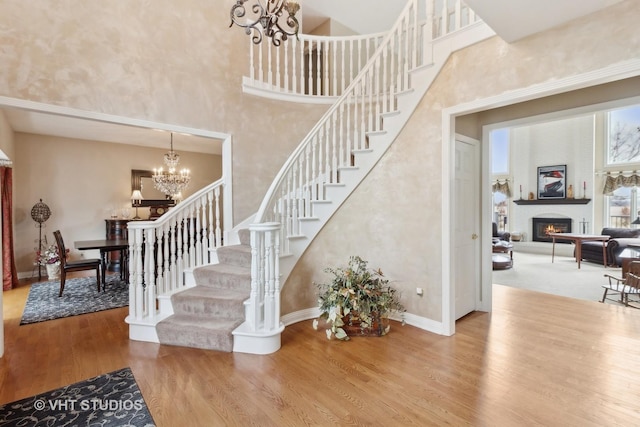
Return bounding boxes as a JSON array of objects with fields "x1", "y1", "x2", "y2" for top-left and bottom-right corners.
[{"x1": 131, "y1": 190, "x2": 144, "y2": 220}]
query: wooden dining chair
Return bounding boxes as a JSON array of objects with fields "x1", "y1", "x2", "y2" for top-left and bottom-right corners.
[{"x1": 53, "y1": 230, "x2": 102, "y2": 297}]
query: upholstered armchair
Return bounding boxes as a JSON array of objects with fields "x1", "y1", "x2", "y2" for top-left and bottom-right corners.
[{"x1": 493, "y1": 222, "x2": 511, "y2": 242}]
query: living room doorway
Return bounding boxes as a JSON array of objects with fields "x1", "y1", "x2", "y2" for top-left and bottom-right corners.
[{"x1": 444, "y1": 62, "x2": 640, "y2": 335}]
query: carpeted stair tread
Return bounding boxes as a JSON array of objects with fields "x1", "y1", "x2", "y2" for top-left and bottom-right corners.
[
  {"x1": 193, "y1": 263, "x2": 251, "y2": 290},
  {"x1": 173, "y1": 286, "x2": 248, "y2": 301},
  {"x1": 216, "y1": 244, "x2": 252, "y2": 267},
  {"x1": 157, "y1": 314, "x2": 244, "y2": 352},
  {"x1": 170, "y1": 286, "x2": 249, "y2": 318},
  {"x1": 238, "y1": 229, "x2": 250, "y2": 246}
]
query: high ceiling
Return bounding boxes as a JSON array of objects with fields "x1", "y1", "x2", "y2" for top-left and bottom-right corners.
[
  {"x1": 464, "y1": 0, "x2": 625, "y2": 43},
  {"x1": 1, "y1": 0, "x2": 625, "y2": 154}
]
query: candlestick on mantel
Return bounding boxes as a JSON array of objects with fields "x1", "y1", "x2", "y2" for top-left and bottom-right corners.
[
  {"x1": 583, "y1": 181, "x2": 587, "y2": 199},
  {"x1": 519, "y1": 184, "x2": 523, "y2": 200}
]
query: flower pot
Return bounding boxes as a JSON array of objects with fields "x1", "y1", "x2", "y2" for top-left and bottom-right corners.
[
  {"x1": 342, "y1": 312, "x2": 389, "y2": 337},
  {"x1": 46, "y1": 263, "x2": 61, "y2": 280}
]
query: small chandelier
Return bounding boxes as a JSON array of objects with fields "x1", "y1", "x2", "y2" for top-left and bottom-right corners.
[
  {"x1": 152, "y1": 133, "x2": 191, "y2": 199},
  {"x1": 230, "y1": 0, "x2": 300, "y2": 46}
]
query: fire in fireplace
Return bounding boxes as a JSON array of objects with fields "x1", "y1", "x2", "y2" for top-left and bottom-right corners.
[{"x1": 532, "y1": 217, "x2": 572, "y2": 242}]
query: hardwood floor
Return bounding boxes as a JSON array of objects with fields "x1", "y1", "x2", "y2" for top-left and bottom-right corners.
[{"x1": 2, "y1": 276, "x2": 640, "y2": 426}]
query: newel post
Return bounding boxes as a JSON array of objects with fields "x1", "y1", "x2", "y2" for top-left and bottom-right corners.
[{"x1": 249, "y1": 222, "x2": 282, "y2": 332}]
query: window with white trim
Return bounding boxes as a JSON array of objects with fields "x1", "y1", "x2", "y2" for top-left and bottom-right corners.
[
  {"x1": 604, "y1": 104, "x2": 640, "y2": 227},
  {"x1": 491, "y1": 129, "x2": 510, "y2": 231}
]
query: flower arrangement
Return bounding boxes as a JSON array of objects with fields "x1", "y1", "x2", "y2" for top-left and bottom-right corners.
[
  {"x1": 313, "y1": 256, "x2": 405, "y2": 340},
  {"x1": 35, "y1": 244, "x2": 65, "y2": 266}
]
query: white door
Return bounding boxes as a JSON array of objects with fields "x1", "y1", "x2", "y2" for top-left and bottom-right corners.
[{"x1": 454, "y1": 137, "x2": 480, "y2": 319}]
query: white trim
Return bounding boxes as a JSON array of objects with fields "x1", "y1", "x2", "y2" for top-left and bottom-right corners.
[
  {"x1": 442, "y1": 58, "x2": 640, "y2": 336},
  {"x1": 0, "y1": 96, "x2": 230, "y2": 141},
  {"x1": 281, "y1": 307, "x2": 443, "y2": 335},
  {"x1": 442, "y1": 113, "x2": 455, "y2": 336},
  {"x1": 281, "y1": 307, "x2": 320, "y2": 326},
  {"x1": 221, "y1": 134, "x2": 234, "y2": 242}
]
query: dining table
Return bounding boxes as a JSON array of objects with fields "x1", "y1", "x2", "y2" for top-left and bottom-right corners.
[{"x1": 74, "y1": 239, "x2": 129, "y2": 285}]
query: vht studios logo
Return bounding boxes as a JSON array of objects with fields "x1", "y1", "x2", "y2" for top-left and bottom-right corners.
[{"x1": 34, "y1": 398, "x2": 143, "y2": 411}]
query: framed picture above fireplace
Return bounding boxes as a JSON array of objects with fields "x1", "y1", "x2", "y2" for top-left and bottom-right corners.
[{"x1": 537, "y1": 164, "x2": 566, "y2": 199}]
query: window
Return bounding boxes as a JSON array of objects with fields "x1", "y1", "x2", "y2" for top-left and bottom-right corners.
[
  {"x1": 608, "y1": 186, "x2": 633, "y2": 228},
  {"x1": 491, "y1": 129, "x2": 510, "y2": 230},
  {"x1": 604, "y1": 104, "x2": 640, "y2": 226},
  {"x1": 607, "y1": 105, "x2": 640, "y2": 165}
]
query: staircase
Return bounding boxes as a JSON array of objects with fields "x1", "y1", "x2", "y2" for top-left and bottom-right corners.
[
  {"x1": 125, "y1": 0, "x2": 494, "y2": 354},
  {"x1": 156, "y1": 230, "x2": 251, "y2": 351}
]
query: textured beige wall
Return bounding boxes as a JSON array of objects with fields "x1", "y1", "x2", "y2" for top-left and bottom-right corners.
[
  {"x1": 13, "y1": 133, "x2": 221, "y2": 275},
  {"x1": 0, "y1": 0, "x2": 327, "y2": 225},
  {"x1": 282, "y1": 0, "x2": 640, "y2": 320}
]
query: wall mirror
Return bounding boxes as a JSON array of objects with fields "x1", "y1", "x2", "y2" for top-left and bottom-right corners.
[{"x1": 131, "y1": 169, "x2": 176, "y2": 207}]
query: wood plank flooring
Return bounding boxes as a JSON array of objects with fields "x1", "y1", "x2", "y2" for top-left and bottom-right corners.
[{"x1": 2, "y1": 276, "x2": 640, "y2": 426}]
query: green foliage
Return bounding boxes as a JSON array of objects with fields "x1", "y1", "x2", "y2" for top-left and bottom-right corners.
[{"x1": 313, "y1": 256, "x2": 405, "y2": 340}]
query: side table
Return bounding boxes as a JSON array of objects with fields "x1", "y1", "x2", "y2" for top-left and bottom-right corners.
[{"x1": 492, "y1": 241, "x2": 513, "y2": 270}]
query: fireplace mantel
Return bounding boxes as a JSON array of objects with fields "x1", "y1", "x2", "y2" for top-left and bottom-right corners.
[{"x1": 513, "y1": 199, "x2": 591, "y2": 205}]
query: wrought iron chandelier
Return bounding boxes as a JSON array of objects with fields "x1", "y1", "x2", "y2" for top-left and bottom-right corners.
[
  {"x1": 230, "y1": 0, "x2": 300, "y2": 46},
  {"x1": 152, "y1": 133, "x2": 191, "y2": 199}
]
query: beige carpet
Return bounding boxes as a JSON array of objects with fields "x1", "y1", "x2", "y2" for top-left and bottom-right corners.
[{"x1": 492, "y1": 251, "x2": 621, "y2": 304}]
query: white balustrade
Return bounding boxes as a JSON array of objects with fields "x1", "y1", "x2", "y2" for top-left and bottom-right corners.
[
  {"x1": 126, "y1": 180, "x2": 225, "y2": 325},
  {"x1": 244, "y1": 1, "x2": 479, "y2": 102}
]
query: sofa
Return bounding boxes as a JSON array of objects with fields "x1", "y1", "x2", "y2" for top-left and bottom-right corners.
[{"x1": 581, "y1": 227, "x2": 640, "y2": 267}]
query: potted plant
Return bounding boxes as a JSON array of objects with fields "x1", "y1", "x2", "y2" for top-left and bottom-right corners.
[
  {"x1": 35, "y1": 244, "x2": 65, "y2": 280},
  {"x1": 313, "y1": 256, "x2": 405, "y2": 340}
]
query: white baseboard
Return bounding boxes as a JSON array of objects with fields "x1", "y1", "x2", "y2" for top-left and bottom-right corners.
[{"x1": 280, "y1": 308, "x2": 445, "y2": 336}]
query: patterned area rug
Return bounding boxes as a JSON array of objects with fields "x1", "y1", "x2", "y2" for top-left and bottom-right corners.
[
  {"x1": 0, "y1": 367, "x2": 155, "y2": 426},
  {"x1": 20, "y1": 276, "x2": 128, "y2": 325}
]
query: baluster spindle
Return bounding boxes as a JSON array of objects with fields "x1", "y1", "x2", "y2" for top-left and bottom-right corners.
[{"x1": 332, "y1": 39, "x2": 337, "y2": 96}]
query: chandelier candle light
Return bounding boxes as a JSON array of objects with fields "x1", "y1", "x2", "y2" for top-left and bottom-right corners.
[
  {"x1": 152, "y1": 133, "x2": 191, "y2": 199},
  {"x1": 230, "y1": 0, "x2": 300, "y2": 46}
]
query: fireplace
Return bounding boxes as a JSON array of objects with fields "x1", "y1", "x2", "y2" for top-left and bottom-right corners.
[{"x1": 532, "y1": 217, "x2": 572, "y2": 243}]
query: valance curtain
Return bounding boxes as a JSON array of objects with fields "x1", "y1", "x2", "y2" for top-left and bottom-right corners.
[
  {"x1": 492, "y1": 180, "x2": 511, "y2": 197},
  {"x1": 1, "y1": 166, "x2": 18, "y2": 291},
  {"x1": 602, "y1": 173, "x2": 640, "y2": 195}
]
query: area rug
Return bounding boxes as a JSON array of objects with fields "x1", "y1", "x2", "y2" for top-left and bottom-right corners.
[
  {"x1": 20, "y1": 276, "x2": 128, "y2": 325},
  {"x1": 0, "y1": 367, "x2": 155, "y2": 426}
]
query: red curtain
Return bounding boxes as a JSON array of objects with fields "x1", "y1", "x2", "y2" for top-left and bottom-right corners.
[{"x1": 1, "y1": 166, "x2": 18, "y2": 290}]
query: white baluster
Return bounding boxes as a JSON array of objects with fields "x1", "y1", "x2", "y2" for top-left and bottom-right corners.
[
  {"x1": 258, "y1": 40, "x2": 264, "y2": 84},
  {"x1": 214, "y1": 186, "x2": 222, "y2": 250},
  {"x1": 249, "y1": 38, "x2": 255, "y2": 82},
  {"x1": 283, "y1": 41, "x2": 288, "y2": 92},
  {"x1": 275, "y1": 43, "x2": 281, "y2": 90},
  {"x1": 300, "y1": 37, "x2": 306, "y2": 95},
  {"x1": 288, "y1": 38, "x2": 294, "y2": 93},
  {"x1": 332, "y1": 39, "x2": 337, "y2": 96},
  {"x1": 340, "y1": 39, "x2": 345, "y2": 95},
  {"x1": 267, "y1": 42, "x2": 273, "y2": 87}
]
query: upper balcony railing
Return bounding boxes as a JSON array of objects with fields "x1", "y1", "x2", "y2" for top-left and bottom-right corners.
[{"x1": 243, "y1": 0, "x2": 479, "y2": 103}]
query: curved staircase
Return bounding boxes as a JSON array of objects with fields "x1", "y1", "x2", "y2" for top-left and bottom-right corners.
[{"x1": 126, "y1": 0, "x2": 494, "y2": 354}]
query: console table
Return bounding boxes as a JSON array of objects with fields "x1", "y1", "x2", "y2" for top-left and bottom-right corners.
[{"x1": 548, "y1": 232, "x2": 609, "y2": 269}]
